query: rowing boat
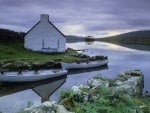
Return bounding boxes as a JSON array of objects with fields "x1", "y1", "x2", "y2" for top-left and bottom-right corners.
[
  {"x1": 61, "y1": 60, "x2": 109, "y2": 70},
  {"x1": 0, "y1": 69, "x2": 67, "y2": 82}
]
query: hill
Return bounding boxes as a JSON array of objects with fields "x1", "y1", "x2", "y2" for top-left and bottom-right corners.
[
  {"x1": 66, "y1": 35, "x2": 85, "y2": 43},
  {"x1": 0, "y1": 28, "x2": 85, "y2": 43},
  {"x1": 97, "y1": 30, "x2": 150, "y2": 45},
  {"x1": 0, "y1": 28, "x2": 25, "y2": 42}
]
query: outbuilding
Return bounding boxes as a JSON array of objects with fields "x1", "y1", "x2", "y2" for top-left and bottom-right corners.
[{"x1": 24, "y1": 14, "x2": 66, "y2": 52}]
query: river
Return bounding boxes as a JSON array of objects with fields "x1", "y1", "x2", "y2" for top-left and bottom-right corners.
[{"x1": 0, "y1": 41, "x2": 150, "y2": 113}]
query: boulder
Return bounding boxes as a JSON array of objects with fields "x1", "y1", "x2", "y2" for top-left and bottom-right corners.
[
  {"x1": 118, "y1": 69, "x2": 144, "y2": 79},
  {"x1": 14, "y1": 60, "x2": 30, "y2": 70},
  {"x1": 113, "y1": 69, "x2": 144, "y2": 96},
  {"x1": 1, "y1": 63, "x2": 12, "y2": 68},
  {"x1": 112, "y1": 84, "x2": 136, "y2": 95},
  {"x1": 87, "y1": 76, "x2": 109, "y2": 88},
  {"x1": 20, "y1": 101, "x2": 74, "y2": 113},
  {"x1": 56, "y1": 105, "x2": 74, "y2": 113},
  {"x1": 71, "y1": 86, "x2": 82, "y2": 95}
]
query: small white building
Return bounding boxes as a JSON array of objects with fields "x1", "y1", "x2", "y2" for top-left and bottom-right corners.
[{"x1": 24, "y1": 14, "x2": 66, "y2": 52}]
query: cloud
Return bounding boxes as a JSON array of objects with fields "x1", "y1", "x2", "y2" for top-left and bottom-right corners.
[
  {"x1": 0, "y1": 0, "x2": 150, "y2": 37},
  {"x1": 62, "y1": 24, "x2": 85, "y2": 35}
]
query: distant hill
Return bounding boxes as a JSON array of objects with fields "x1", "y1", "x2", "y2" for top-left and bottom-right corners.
[
  {"x1": 66, "y1": 35, "x2": 85, "y2": 43},
  {"x1": 0, "y1": 28, "x2": 25, "y2": 42},
  {"x1": 0, "y1": 28, "x2": 85, "y2": 43},
  {"x1": 97, "y1": 30, "x2": 150, "y2": 45}
]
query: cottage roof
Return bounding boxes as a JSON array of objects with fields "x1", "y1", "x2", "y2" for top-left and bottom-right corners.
[{"x1": 25, "y1": 14, "x2": 65, "y2": 38}]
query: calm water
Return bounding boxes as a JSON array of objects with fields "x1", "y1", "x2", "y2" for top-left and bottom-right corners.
[{"x1": 0, "y1": 41, "x2": 150, "y2": 113}]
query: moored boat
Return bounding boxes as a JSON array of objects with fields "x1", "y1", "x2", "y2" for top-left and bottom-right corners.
[
  {"x1": 0, "y1": 69, "x2": 67, "y2": 82},
  {"x1": 61, "y1": 60, "x2": 109, "y2": 70}
]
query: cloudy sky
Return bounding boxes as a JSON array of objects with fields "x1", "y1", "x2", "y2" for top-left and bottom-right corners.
[{"x1": 0, "y1": 0, "x2": 150, "y2": 37}]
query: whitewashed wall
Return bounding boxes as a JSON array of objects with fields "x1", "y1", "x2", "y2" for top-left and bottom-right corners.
[{"x1": 24, "y1": 15, "x2": 66, "y2": 52}]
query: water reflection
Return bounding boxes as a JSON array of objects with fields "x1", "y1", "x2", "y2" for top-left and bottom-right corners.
[
  {"x1": 67, "y1": 41, "x2": 150, "y2": 92},
  {"x1": 67, "y1": 41, "x2": 138, "y2": 52},
  {"x1": 68, "y1": 65, "x2": 108, "y2": 75},
  {"x1": 32, "y1": 76, "x2": 66, "y2": 102},
  {"x1": 0, "y1": 41, "x2": 150, "y2": 113},
  {"x1": 0, "y1": 75, "x2": 67, "y2": 103},
  {"x1": 85, "y1": 40, "x2": 95, "y2": 45}
]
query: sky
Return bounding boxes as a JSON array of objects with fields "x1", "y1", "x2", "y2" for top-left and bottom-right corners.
[{"x1": 0, "y1": 0, "x2": 150, "y2": 37}]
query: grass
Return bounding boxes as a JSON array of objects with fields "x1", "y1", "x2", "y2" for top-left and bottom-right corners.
[
  {"x1": 60, "y1": 86, "x2": 150, "y2": 113},
  {"x1": 0, "y1": 41, "x2": 78, "y2": 63},
  {"x1": 0, "y1": 41, "x2": 107, "y2": 71}
]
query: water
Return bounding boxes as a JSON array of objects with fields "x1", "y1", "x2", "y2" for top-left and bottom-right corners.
[{"x1": 0, "y1": 41, "x2": 150, "y2": 113}]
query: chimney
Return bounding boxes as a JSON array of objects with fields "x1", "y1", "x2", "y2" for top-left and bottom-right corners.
[{"x1": 40, "y1": 14, "x2": 49, "y2": 21}]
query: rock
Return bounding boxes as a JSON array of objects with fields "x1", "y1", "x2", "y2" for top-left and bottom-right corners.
[
  {"x1": 20, "y1": 101, "x2": 73, "y2": 113},
  {"x1": 87, "y1": 87, "x2": 100, "y2": 100},
  {"x1": 2, "y1": 63, "x2": 12, "y2": 68},
  {"x1": 115, "y1": 76, "x2": 142, "y2": 86},
  {"x1": 31, "y1": 61, "x2": 61, "y2": 69},
  {"x1": 118, "y1": 69, "x2": 144, "y2": 79},
  {"x1": 71, "y1": 86, "x2": 82, "y2": 95},
  {"x1": 14, "y1": 60, "x2": 30, "y2": 70},
  {"x1": 86, "y1": 69, "x2": 144, "y2": 96},
  {"x1": 41, "y1": 101, "x2": 56, "y2": 108},
  {"x1": 115, "y1": 80, "x2": 123, "y2": 85},
  {"x1": 56, "y1": 105, "x2": 74, "y2": 113},
  {"x1": 76, "y1": 84, "x2": 91, "y2": 102},
  {"x1": 126, "y1": 69, "x2": 144, "y2": 76},
  {"x1": 113, "y1": 69, "x2": 144, "y2": 96},
  {"x1": 112, "y1": 84, "x2": 136, "y2": 95},
  {"x1": 87, "y1": 76, "x2": 109, "y2": 88},
  {"x1": 14, "y1": 60, "x2": 24, "y2": 65}
]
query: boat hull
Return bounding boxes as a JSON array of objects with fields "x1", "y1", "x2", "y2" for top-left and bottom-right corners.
[
  {"x1": 0, "y1": 69, "x2": 67, "y2": 82},
  {"x1": 62, "y1": 60, "x2": 109, "y2": 69}
]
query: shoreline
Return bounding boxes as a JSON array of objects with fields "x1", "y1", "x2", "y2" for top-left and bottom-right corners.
[
  {"x1": 0, "y1": 49, "x2": 108, "y2": 72},
  {"x1": 119, "y1": 43, "x2": 150, "y2": 51},
  {"x1": 17, "y1": 69, "x2": 150, "y2": 113},
  {"x1": 96, "y1": 40, "x2": 150, "y2": 52}
]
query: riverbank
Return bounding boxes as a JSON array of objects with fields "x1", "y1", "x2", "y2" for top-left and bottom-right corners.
[
  {"x1": 0, "y1": 42, "x2": 108, "y2": 71},
  {"x1": 17, "y1": 69, "x2": 150, "y2": 113},
  {"x1": 0, "y1": 42, "x2": 79, "y2": 62},
  {"x1": 97, "y1": 39, "x2": 150, "y2": 52},
  {"x1": 0, "y1": 41, "x2": 78, "y2": 71}
]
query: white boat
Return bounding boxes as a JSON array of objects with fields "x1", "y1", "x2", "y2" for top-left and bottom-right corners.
[
  {"x1": 61, "y1": 60, "x2": 109, "y2": 69},
  {"x1": 0, "y1": 69, "x2": 67, "y2": 82}
]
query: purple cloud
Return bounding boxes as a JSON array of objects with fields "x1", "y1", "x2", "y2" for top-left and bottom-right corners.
[{"x1": 0, "y1": 0, "x2": 150, "y2": 37}]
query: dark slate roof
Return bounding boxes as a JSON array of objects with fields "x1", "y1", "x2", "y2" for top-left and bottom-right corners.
[{"x1": 25, "y1": 20, "x2": 66, "y2": 38}]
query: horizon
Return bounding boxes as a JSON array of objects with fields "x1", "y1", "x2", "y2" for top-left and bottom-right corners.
[{"x1": 0, "y1": 0, "x2": 150, "y2": 37}]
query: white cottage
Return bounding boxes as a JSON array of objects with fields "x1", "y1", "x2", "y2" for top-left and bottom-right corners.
[{"x1": 24, "y1": 14, "x2": 66, "y2": 52}]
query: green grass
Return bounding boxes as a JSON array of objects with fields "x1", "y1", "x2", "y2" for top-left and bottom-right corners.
[
  {"x1": 60, "y1": 86, "x2": 150, "y2": 113},
  {"x1": 0, "y1": 41, "x2": 78, "y2": 63}
]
